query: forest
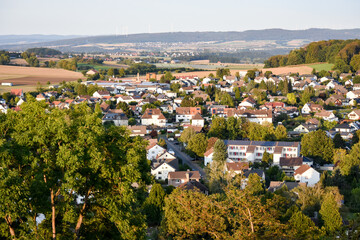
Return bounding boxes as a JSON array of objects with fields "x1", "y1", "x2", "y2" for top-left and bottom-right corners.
[{"x1": 264, "y1": 39, "x2": 360, "y2": 73}]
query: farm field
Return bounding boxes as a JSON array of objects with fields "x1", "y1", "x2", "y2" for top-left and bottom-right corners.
[
  {"x1": 261, "y1": 65, "x2": 313, "y2": 75},
  {"x1": 0, "y1": 65, "x2": 85, "y2": 93},
  {"x1": 306, "y1": 62, "x2": 334, "y2": 72}
]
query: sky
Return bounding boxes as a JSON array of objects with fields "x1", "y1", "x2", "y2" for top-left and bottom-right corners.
[{"x1": 1, "y1": 0, "x2": 360, "y2": 36}]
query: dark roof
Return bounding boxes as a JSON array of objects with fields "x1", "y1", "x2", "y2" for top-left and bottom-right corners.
[
  {"x1": 279, "y1": 157, "x2": 303, "y2": 167},
  {"x1": 178, "y1": 180, "x2": 208, "y2": 193},
  {"x1": 225, "y1": 140, "x2": 299, "y2": 148},
  {"x1": 335, "y1": 123, "x2": 351, "y2": 129},
  {"x1": 243, "y1": 169, "x2": 264, "y2": 178}
]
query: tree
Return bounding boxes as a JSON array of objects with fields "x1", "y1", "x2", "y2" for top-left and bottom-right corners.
[
  {"x1": 128, "y1": 117, "x2": 136, "y2": 126},
  {"x1": 213, "y1": 139, "x2": 227, "y2": 164},
  {"x1": 322, "y1": 120, "x2": 337, "y2": 130},
  {"x1": 234, "y1": 87, "x2": 241, "y2": 100},
  {"x1": 162, "y1": 188, "x2": 227, "y2": 239},
  {"x1": 158, "y1": 138, "x2": 167, "y2": 148},
  {"x1": 261, "y1": 150, "x2": 272, "y2": 167},
  {"x1": 207, "y1": 139, "x2": 228, "y2": 193},
  {"x1": 333, "y1": 133, "x2": 345, "y2": 148},
  {"x1": 179, "y1": 127, "x2": 196, "y2": 144},
  {"x1": 208, "y1": 117, "x2": 228, "y2": 139},
  {"x1": 274, "y1": 125, "x2": 287, "y2": 141},
  {"x1": 143, "y1": 183, "x2": 166, "y2": 226},
  {"x1": 116, "y1": 101, "x2": 133, "y2": 117},
  {"x1": 301, "y1": 130, "x2": 334, "y2": 163},
  {"x1": 226, "y1": 116, "x2": 242, "y2": 140},
  {"x1": 0, "y1": 101, "x2": 151, "y2": 239},
  {"x1": 319, "y1": 193, "x2": 342, "y2": 234},
  {"x1": 289, "y1": 211, "x2": 323, "y2": 239},
  {"x1": 141, "y1": 103, "x2": 157, "y2": 113},
  {"x1": 264, "y1": 71, "x2": 273, "y2": 78},
  {"x1": 187, "y1": 133, "x2": 208, "y2": 157},
  {"x1": 287, "y1": 93, "x2": 297, "y2": 105},
  {"x1": 350, "y1": 54, "x2": 360, "y2": 72},
  {"x1": 246, "y1": 173, "x2": 265, "y2": 195},
  {"x1": 216, "y1": 68, "x2": 230, "y2": 79}
]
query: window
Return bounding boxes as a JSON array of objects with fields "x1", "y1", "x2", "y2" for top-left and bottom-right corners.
[
  {"x1": 158, "y1": 177, "x2": 162, "y2": 180},
  {"x1": 158, "y1": 171, "x2": 161, "y2": 174}
]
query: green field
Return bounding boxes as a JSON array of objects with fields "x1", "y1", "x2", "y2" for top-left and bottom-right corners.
[
  {"x1": 306, "y1": 63, "x2": 334, "y2": 72},
  {"x1": 78, "y1": 63, "x2": 113, "y2": 70}
]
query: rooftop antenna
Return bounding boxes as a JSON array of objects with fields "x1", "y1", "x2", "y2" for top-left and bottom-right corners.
[{"x1": 148, "y1": 24, "x2": 151, "y2": 34}]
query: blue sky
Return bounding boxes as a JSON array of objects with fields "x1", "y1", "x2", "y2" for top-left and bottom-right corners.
[{"x1": 1, "y1": 0, "x2": 360, "y2": 35}]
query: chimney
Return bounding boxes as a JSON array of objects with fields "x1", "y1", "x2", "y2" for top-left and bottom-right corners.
[{"x1": 185, "y1": 169, "x2": 190, "y2": 182}]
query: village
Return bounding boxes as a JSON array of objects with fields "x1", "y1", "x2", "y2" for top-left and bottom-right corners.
[{"x1": 2, "y1": 68, "x2": 360, "y2": 196}]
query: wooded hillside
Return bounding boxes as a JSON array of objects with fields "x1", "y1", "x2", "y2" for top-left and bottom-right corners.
[{"x1": 264, "y1": 39, "x2": 360, "y2": 73}]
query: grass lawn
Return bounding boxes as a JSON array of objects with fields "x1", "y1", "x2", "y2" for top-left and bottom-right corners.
[{"x1": 306, "y1": 63, "x2": 334, "y2": 72}]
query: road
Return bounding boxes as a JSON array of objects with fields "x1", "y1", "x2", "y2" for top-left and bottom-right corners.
[{"x1": 164, "y1": 138, "x2": 206, "y2": 177}]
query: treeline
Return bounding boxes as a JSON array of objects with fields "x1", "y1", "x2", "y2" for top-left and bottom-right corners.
[
  {"x1": 0, "y1": 50, "x2": 10, "y2": 65},
  {"x1": 26, "y1": 47, "x2": 62, "y2": 56},
  {"x1": 21, "y1": 51, "x2": 39, "y2": 67},
  {"x1": 264, "y1": 39, "x2": 360, "y2": 72},
  {"x1": 175, "y1": 51, "x2": 281, "y2": 63}
]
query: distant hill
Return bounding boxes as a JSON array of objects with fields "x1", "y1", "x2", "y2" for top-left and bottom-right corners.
[
  {"x1": 25, "y1": 47, "x2": 62, "y2": 56},
  {"x1": 264, "y1": 39, "x2": 360, "y2": 73},
  {"x1": 2, "y1": 29, "x2": 360, "y2": 54},
  {"x1": 0, "y1": 34, "x2": 84, "y2": 45}
]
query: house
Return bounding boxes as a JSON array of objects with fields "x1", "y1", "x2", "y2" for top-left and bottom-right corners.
[
  {"x1": 241, "y1": 169, "x2": 265, "y2": 189},
  {"x1": 86, "y1": 69, "x2": 99, "y2": 75},
  {"x1": 100, "y1": 102, "x2": 110, "y2": 113},
  {"x1": 178, "y1": 180, "x2": 209, "y2": 195},
  {"x1": 204, "y1": 148, "x2": 214, "y2": 166},
  {"x1": 176, "y1": 107, "x2": 204, "y2": 126},
  {"x1": 264, "y1": 102, "x2": 286, "y2": 110},
  {"x1": 102, "y1": 112, "x2": 128, "y2": 126},
  {"x1": 127, "y1": 125, "x2": 147, "y2": 137},
  {"x1": 205, "y1": 140, "x2": 301, "y2": 166},
  {"x1": 293, "y1": 123, "x2": 318, "y2": 133},
  {"x1": 239, "y1": 97, "x2": 257, "y2": 109},
  {"x1": 225, "y1": 162, "x2": 250, "y2": 177},
  {"x1": 294, "y1": 164, "x2": 320, "y2": 187},
  {"x1": 268, "y1": 181, "x2": 306, "y2": 192},
  {"x1": 35, "y1": 93, "x2": 47, "y2": 101},
  {"x1": 10, "y1": 89, "x2": 23, "y2": 98},
  {"x1": 147, "y1": 141, "x2": 166, "y2": 160},
  {"x1": 279, "y1": 157, "x2": 303, "y2": 176},
  {"x1": 141, "y1": 108, "x2": 166, "y2": 127},
  {"x1": 225, "y1": 109, "x2": 273, "y2": 124},
  {"x1": 151, "y1": 158, "x2": 178, "y2": 181},
  {"x1": 0, "y1": 104, "x2": 8, "y2": 114},
  {"x1": 348, "y1": 110, "x2": 360, "y2": 120},
  {"x1": 93, "y1": 90, "x2": 110, "y2": 98},
  {"x1": 314, "y1": 110, "x2": 338, "y2": 122},
  {"x1": 301, "y1": 103, "x2": 323, "y2": 114},
  {"x1": 155, "y1": 151, "x2": 176, "y2": 162},
  {"x1": 168, "y1": 170, "x2": 201, "y2": 187},
  {"x1": 346, "y1": 90, "x2": 360, "y2": 100}
]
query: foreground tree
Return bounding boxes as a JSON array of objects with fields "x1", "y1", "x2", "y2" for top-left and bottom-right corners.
[
  {"x1": 143, "y1": 183, "x2": 166, "y2": 226},
  {"x1": 319, "y1": 193, "x2": 343, "y2": 234},
  {"x1": 0, "y1": 100, "x2": 151, "y2": 239}
]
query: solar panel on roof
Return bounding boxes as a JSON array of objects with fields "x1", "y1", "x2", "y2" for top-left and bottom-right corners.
[{"x1": 277, "y1": 142, "x2": 293, "y2": 146}]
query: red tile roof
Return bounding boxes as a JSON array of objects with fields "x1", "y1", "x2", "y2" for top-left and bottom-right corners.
[{"x1": 294, "y1": 164, "x2": 311, "y2": 175}]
